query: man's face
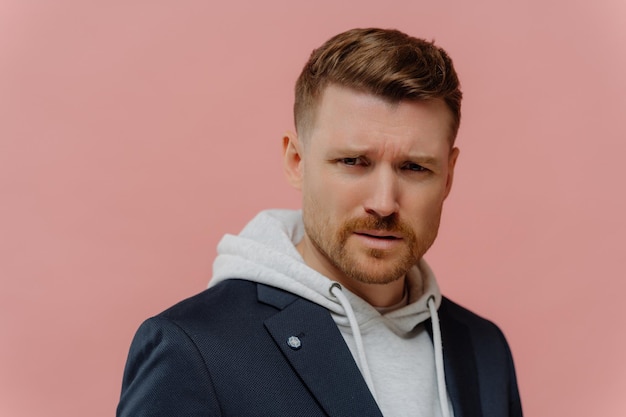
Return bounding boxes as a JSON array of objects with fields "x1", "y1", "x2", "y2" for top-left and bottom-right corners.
[{"x1": 284, "y1": 84, "x2": 459, "y2": 297}]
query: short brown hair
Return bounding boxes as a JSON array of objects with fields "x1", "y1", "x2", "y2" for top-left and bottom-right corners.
[{"x1": 294, "y1": 28, "x2": 462, "y2": 142}]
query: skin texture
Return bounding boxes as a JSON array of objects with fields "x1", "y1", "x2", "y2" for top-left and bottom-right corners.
[{"x1": 283, "y1": 84, "x2": 459, "y2": 307}]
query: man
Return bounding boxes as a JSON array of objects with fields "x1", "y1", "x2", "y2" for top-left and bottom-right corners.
[{"x1": 118, "y1": 28, "x2": 522, "y2": 417}]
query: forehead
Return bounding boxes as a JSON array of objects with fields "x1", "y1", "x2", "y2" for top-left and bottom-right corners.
[{"x1": 307, "y1": 84, "x2": 454, "y2": 150}]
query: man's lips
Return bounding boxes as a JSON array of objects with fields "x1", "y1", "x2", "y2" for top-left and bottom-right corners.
[
  {"x1": 353, "y1": 230, "x2": 403, "y2": 239},
  {"x1": 352, "y1": 230, "x2": 404, "y2": 251}
]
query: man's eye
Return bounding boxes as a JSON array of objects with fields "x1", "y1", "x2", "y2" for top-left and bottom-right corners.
[
  {"x1": 403, "y1": 162, "x2": 427, "y2": 172},
  {"x1": 340, "y1": 157, "x2": 364, "y2": 166}
]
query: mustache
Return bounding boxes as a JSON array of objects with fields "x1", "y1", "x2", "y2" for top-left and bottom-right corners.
[{"x1": 343, "y1": 214, "x2": 412, "y2": 235}]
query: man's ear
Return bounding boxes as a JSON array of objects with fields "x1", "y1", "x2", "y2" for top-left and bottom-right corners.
[
  {"x1": 444, "y1": 146, "x2": 460, "y2": 200},
  {"x1": 283, "y1": 131, "x2": 304, "y2": 190}
]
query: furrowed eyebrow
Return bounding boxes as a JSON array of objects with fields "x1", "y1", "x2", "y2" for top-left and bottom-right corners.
[{"x1": 406, "y1": 155, "x2": 439, "y2": 166}]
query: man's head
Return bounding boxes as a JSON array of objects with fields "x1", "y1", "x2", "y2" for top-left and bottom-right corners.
[
  {"x1": 284, "y1": 28, "x2": 462, "y2": 306},
  {"x1": 294, "y1": 27, "x2": 462, "y2": 144}
]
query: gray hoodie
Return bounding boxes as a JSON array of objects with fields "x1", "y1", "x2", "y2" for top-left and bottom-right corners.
[{"x1": 211, "y1": 209, "x2": 454, "y2": 417}]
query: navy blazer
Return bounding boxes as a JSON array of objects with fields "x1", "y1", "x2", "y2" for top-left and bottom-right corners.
[{"x1": 118, "y1": 279, "x2": 522, "y2": 416}]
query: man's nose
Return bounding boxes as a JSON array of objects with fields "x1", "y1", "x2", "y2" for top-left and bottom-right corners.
[{"x1": 363, "y1": 168, "x2": 399, "y2": 218}]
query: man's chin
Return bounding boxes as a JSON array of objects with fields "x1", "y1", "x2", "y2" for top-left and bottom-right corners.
[{"x1": 342, "y1": 256, "x2": 411, "y2": 285}]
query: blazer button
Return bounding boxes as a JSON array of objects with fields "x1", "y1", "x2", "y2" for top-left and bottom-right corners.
[{"x1": 287, "y1": 336, "x2": 302, "y2": 350}]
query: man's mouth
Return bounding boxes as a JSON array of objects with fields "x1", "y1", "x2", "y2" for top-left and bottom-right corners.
[{"x1": 354, "y1": 230, "x2": 403, "y2": 240}]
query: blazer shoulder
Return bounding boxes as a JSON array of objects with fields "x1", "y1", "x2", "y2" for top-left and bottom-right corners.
[
  {"x1": 159, "y1": 279, "x2": 257, "y2": 316},
  {"x1": 152, "y1": 280, "x2": 274, "y2": 330},
  {"x1": 440, "y1": 296, "x2": 508, "y2": 340},
  {"x1": 158, "y1": 279, "x2": 297, "y2": 315}
]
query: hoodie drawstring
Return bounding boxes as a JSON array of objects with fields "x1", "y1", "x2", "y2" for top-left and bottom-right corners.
[
  {"x1": 428, "y1": 295, "x2": 452, "y2": 417},
  {"x1": 330, "y1": 283, "x2": 452, "y2": 417},
  {"x1": 329, "y1": 283, "x2": 378, "y2": 402}
]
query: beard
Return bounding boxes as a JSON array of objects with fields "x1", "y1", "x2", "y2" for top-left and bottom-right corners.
[{"x1": 303, "y1": 209, "x2": 440, "y2": 285}]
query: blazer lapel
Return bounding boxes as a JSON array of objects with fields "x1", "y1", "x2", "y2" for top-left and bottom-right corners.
[
  {"x1": 260, "y1": 286, "x2": 382, "y2": 417},
  {"x1": 431, "y1": 299, "x2": 484, "y2": 417}
]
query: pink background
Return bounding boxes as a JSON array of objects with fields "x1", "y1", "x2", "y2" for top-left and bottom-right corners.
[{"x1": 1, "y1": 1, "x2": 625, "y2": 416}]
